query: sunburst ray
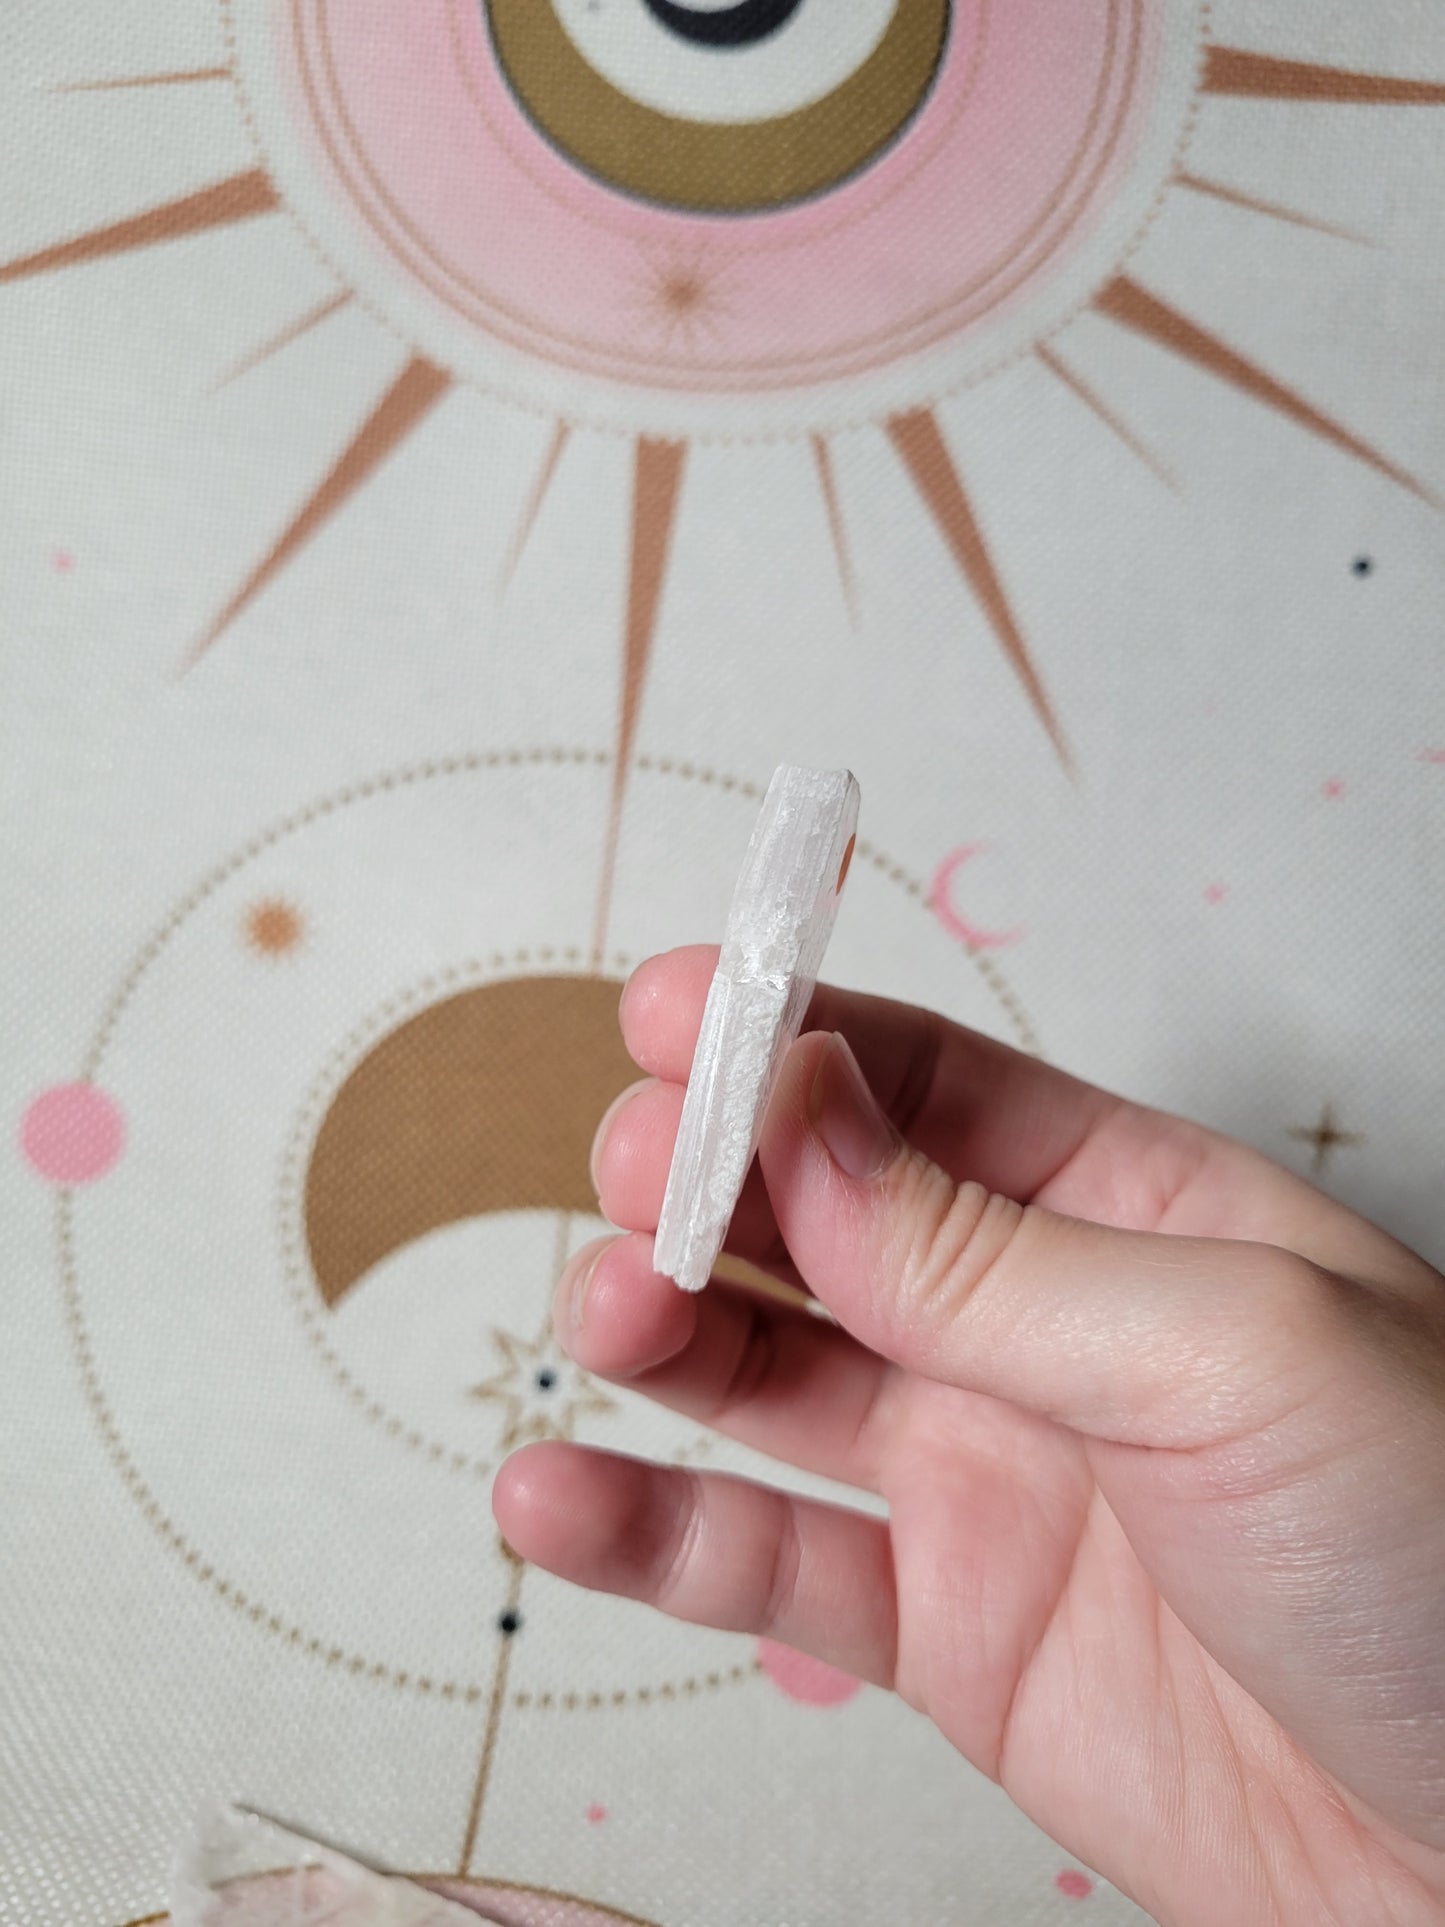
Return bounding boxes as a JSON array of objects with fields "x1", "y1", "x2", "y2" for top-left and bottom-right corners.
[
  {"x1": 591, "y1": 436, "x2": 687, "y2": 968},
  {"x1": 183, "y1": 354, "x2": 453, "y2": 669},
  {"x1": 0, "y1": 170, "x2": 277, "y2": 285},
  {"x1": 500, "y1": 419, "x2": 571, "y2": 590},
  {"x1": 211, "y1": 289, "x2": 353, "y2": 389},
  {"x1": 54, "y1": 67, "x2": 232, "y2": 93},
  {"x1": 1203, "y1": 48, "x2": 1445, "y2": 104},
  {"x1": 1093, "y1": 276, "x2": 1438, "y2": 503},
  {"x1": 1036, "y1": 342, "x2": 1178, "y2": 490},
  {"x1": 810, "y1": 434, "x2": 858, "y2": 623},
  {"x1": 1174, "y1": 171, "x2": 1372, "y2": 245},
  {"x1": 886, "y1": 408, "x2": 1071, "y2": 771}
]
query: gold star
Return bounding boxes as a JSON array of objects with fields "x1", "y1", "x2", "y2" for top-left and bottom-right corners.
[
  {"x1": 469, "y1": 1321, "x2": 617, "y2": 1449},
  {"x1": 1287, "y1": 1101, "x2": 1364, "y2": 1176}
]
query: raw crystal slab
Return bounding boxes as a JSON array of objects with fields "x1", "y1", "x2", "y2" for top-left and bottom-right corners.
[{"x1": 654, "y1": 765, "x2": 860, "y2": 1293}]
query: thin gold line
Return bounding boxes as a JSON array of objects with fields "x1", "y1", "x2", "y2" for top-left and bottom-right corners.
[
  {"x1": 53, "y1": 66, "x2": 232, "y2": 92},
  {"x1": 210, "y1": 289, "x2": 353, "y2": 389},
  {"x1": 886, "y1": 408, "x2": 1073, "y2": 772},
  {"x1": 1036, "y1": 342, "x2": 1179, "y2": 491},
  {"x1": 500, "y1": 419, "x2": 570, "y2": 590},
  {"x1": 1094, "y1": 274, "x2": 1440, "y2": 506},
  {"x1": 590, "y1": 437, "x2": 687, "y2": 969},
  {"x1": 183, "y1": 353, "x2": 453, "y2": 668},
  {"x1": 552, "y1": 1209, "x2": 573, "y2": 1282},
  {"x1": 458, "y1": 1558, "x2": 527, "y2": 1875},
  {"x1": 811, "y1": 434, "x2": 859, "y2": 622},
  {"x1": 0, "y1": 170, "x2": 278, "y2": 285},
  {"x1": 1174, "y1": 170, "x2": 1374, "y2": 245},
  {"x1": 1202, "y1": 47, "x2": 1445, "y2": 104}
]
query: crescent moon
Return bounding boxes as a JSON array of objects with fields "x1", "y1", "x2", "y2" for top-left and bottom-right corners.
[
  {"x1": 929, "y1": 844, "x2": 1025, "y2": 952},
  {"x1": 305, "y1": 975, "x2": 635, "y2": 1307}
]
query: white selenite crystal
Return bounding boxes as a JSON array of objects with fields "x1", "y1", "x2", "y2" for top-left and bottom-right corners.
[{"x1": 654, "y1": 765, "x2": 860, "y2": 1294}]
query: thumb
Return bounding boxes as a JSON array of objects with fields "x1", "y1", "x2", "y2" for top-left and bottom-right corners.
[{"x1": 758, "y1": 1032, "x2": 1329, "y2": 1451}]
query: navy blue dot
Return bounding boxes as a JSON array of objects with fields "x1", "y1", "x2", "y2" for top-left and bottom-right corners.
[
  {"x1": 535, "y1": 1368, "x2": 557, "y2": 1391},
  {"x1": 1352, "y1": 555, "x2": 1373, "y2": 577},
  {"x1": 498, "y1": 1609, "x2": 522, "y2": 1636}
]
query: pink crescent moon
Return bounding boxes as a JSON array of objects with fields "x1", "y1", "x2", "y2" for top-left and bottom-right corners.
[{"x1": 929, "y1": 844, "x2": 1024, "y2": 951}]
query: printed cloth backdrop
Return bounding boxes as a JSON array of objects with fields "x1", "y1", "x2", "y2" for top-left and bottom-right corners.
[{"x1": 3, "y1": 3, "x2": 1444, "y2": 1923}]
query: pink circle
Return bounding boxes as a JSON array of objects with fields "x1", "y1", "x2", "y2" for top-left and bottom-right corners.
[
  {"x1": 1055, "y1": 1869, "x2": 1094, "y2": 1899},
  {"x1": 277, "y1": 0, "x2": 1163, "y2": 392},
  {"x1": 1203, "y1": 881, "x2": 1227, "y2": 905},
  {"x1": 51, "y1": 549, "x2": 74, "y2": 573},
  {"x1": 20, "y1": 1083, "x2": 125, "y2": 1184},
  {"x1": 757, "y1": 1638, "x2": 862, "y2": 1707}
]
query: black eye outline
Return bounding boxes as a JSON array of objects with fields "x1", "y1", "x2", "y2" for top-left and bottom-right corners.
[{"x1": 643, "y1": 0, "x2": 803, "y2": 49}]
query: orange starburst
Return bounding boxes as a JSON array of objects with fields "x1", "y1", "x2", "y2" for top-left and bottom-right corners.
[
  {"x1": 628, "y1": 252, "x2": 734, "y2": 350},
  {"x1": 244, "y1": 897, "x2": 305, "y2": 957}
]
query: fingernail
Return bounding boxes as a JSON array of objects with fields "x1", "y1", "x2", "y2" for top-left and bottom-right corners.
[
  {"x1": 589, "y1": 1078, "x2": 654, "y2": 1193},
  {"x1": 555, "y1": 1241, "x2": 607, "y2": 1345},
  {"x1": 808, "y1": 1034, "x2": 898, "y2": 1181}
]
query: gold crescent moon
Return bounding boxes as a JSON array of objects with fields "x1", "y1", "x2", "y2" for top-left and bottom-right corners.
[
  {"x1": 304, "y1": 975, "x2": 635, "y2": 1306},
  {"x1": 484, "y1": 0, "x2": 950, "y2": 213}
]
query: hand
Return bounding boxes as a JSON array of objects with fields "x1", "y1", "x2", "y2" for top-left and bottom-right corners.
[{"x1": 493, "y1": 947, "x2": 1445, "y2": 1926}]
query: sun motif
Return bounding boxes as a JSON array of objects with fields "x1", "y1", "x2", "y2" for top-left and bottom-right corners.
[{"x1": 9, "y1": 1, "x2": 1442, "y2": 942}]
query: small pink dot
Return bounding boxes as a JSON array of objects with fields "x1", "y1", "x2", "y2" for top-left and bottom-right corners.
[
  {"x1": 1203, "y1": 882, "x2": 1227, "y2": 905},
  {"x1": 52, "y1": 549, "x2": 73, "y2": 573},
  {"x1": 20, "y1": 1084, "x2": 124, "y2": 1184},
  {"x1": 1420, "y1": 747, "x2": 1445, "y2": 765},
  {"x1": 1055, "y1": 1869, "x2": 1093, "y2": 1899},
  {"x1": 1322, "y1": 778, "x2": 1345, "y2": 799},
  {"x1": 585, "y1": 1804, "x2": 607, "y2": 1825},
  {"x1": 757, "y1": 1638, "x2": 861, "y2": 1707}
]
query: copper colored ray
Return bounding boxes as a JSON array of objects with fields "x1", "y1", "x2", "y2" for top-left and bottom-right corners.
[
  {"x1": 1174, "y1": 171, "x2": 1372, "y2": 245},
  {"x1": 500, "y1": 418, "x2": 571, "y2": 589},
  {"x1": 211, "y1": 289, "x2": 353, "y2": 389},
  {"x1": 1036, "y1": 342, "x2": 1178, "y2": 491},
  {"x1": 591, "y1": 436, "x2": 687, "y2": 968},
  {"x1": 886, "y1": 409, "x2": 1072, "y2": 771},
  {"x1": 811, "y1": 434, "x2": 858, "y2": 621},
  {"x1": 0, "y1": 169, "x2": 277, "y2": 284},
  {"x1": 458, "y1": 1556, "x2": 526, "y2": 1876},
  {"x1": 55, "y1": 66, "x2": 232, "y2": 91},
  {"x1": 1203, "y1": 47, "x2": 1445, "y2": 104},
  {"x1": 185, "y1": 353, "x2": 452, "y2": 668},
  {"x1": 1094, "y1": 275, "x2": 1437, "y2": 504}
]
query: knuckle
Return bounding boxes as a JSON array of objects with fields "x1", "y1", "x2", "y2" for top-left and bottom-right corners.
[
  {"x1": 892, "y1": 1156, "x2": 1027, "y2": 1329},
  {"x1": 755, "y1": 1492, "x2": 804, "y2": 1636},
  {"x1": 651, "y1": 1472, "x2": 707, "y2": 1612}
]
